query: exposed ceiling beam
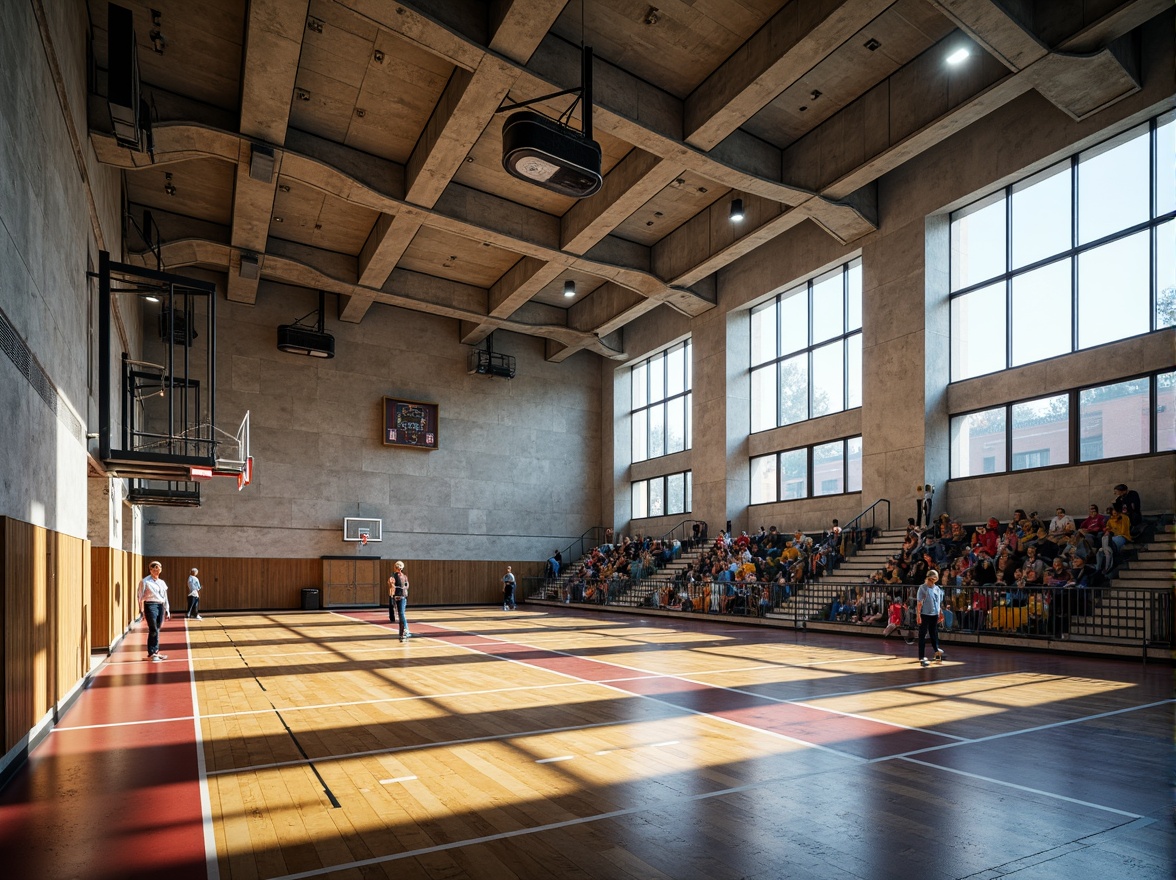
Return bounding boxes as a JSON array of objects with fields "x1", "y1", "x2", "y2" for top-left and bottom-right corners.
[{"x1": 227, "y1": 0, "x2": 310, "y2": 305}]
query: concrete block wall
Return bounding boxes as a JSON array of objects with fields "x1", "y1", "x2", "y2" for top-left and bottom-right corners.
[{"x1": 145, "y1": 282, "x2": 603, "y2": 561}]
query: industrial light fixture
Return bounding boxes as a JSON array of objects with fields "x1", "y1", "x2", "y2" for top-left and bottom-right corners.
[
  {"x1": 563, "y1": 279, "x2": 576, "y2": 298},
  {"x1": 277, "y1": 291, "x2": 335, "y2": 358},
  {"x1": 163, "y1": 172, "x2": 176, "y2": 197},
  {"x1": 729, "y1": 198, "x2": 744, "y2": 223},
  {"x1": 946, "y1": 46, "x2": 970, "y2": 65},
  {"x1": 500, "y1": 47, "x2": 602, "y2": 198}
]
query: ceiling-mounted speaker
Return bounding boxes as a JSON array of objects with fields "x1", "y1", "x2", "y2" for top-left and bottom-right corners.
[
  {"x1": 249, "y1": 144, "x2": 274, "y2": 183},
  {"x1": 502, "y1": 111, "x2": 602, "y2": 198}
]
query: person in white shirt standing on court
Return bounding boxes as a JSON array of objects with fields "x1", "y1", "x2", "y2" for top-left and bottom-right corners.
[
  {"x1": 137, "y1": 561, "x2": 171, "y2": 662},
  {"x1": 186, "y1": 568, "x2": 202, "y2": 619},
  {"x1": 916, "y1": 569, "x2": 946, "y2": 668},
  {"x1": 502, "y1": 565, "x2": 517, "y2": 610}
]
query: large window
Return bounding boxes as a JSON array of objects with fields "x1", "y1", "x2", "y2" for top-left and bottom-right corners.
[
  {"x1": 631, "y1": 340, "x2": 691, "y2": 463},
  {"x1": 950, "y1": 372, "x2": 1174, "y2": 477},
  {"x1": 750, "y1": 259, "x2": 862, "y2": 431},
  {"x1": 950, "y1": 112, "x2": 1175, "y2": 380},
  {"x1": 632, "y1": 471, "x2": 692, "y2": 519},
  {"x1": 750, "y1": 437, "x2": 862, "y2": 504}
]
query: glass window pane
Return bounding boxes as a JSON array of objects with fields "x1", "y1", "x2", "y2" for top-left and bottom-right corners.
[
  {"x1": 648, "y1": 402, "x2": 665, "y2": 458},
  {"x1": 780, "y1": 449, "x2": 807, "y2": 500},
  {"x1": 1158, "y1": 218, "x2": 1175, "y2": 329},
  {"x1": 1078, "y1": 124, "x2": 1149, "y2": 244},
  {"x1": 648, "y1": 352, "x2": 664, "y2": 402},
  {"x1": 951, "y1": 408, "x2": 1006, "y2": 478},
  {"x1": 1079, "y1": 379, "x2": 1149, "y2": 462},
  {"x1": 1011, "y1": 395, "x2": 1069, "y2": 470},
  {"x1": 632, "y1": 481, "x2": 647, "y2": 519},
  {"x1": 811, "y1": 267, "x2": 844, "y2": 343},
  {"x1": 632, "y1": 362, "x2": 647, "y2": 408},
  {"x1": 666, "y1": 396, "x2": 685, "y2": 454},
  {"x1": 686, "y1": 471, "x2": 692, "y2": 512},
  {"x1": 811, "y1": 340, "x2": 844, "y2": 418},
  {"x1": 684, "y1": 341, "x2": 692, "y2": 390},
  {"x1": 666, "y1": 473, "x2": 685, "y2": 515},
  {"x1": 751, "y1": 302, "x2": 776, "y2": 366},
  {"x1": 649, "y1": 478, "x2": 665, "y2": 517},
  {"x1": 951, "y1": 281, "x2": 1007, "y2": 380},
  {"x1": 847, "y1": 436, "x2": 862, "y2": 492},
  {"x1": 1158, "y1": 371, "x2": 1176, "y2": 452},
  {"x1": 951, "y1": 191, "x2": 1006, "y2": 290},
  {"x1": 750, "y1": 455, "x2": 778, "y2": 504},
  {"x1": 779, "y1": 287, "x2": 808, "y2": 354},
  {"x1": 1011, "y1": 259, "x2": 1071, "y2": 367},
  {"x1": 750, "y1": 365, "x2": 777, "y2": 433},
  {"x1": 632, "y1": 409, "x2": 647, "y2": 463},
  {"x1": 846, "y1": 333, "x2": 862, "y2": 410},
  {"x1": 1012, "y1": 161, "x2": 1071, "y2": 269},
  {"x1": 1078, "y1": 230, "x2": 1150, "y2": 349},
  {"x1": 666, "y1": 344, "x2": 684, "y2": 396},
  {"x1": 813, "y1": 441, "x2": 844, "y2": 496},
  {"x1": 847, "y1": 259, "x2": 862, "y2": 331},
  {"x1": 685, "y1": 392, "x2": 692, "y2": 450},
  {"x1": 1158, "y1": 111, "x2": 1175, "y2": 217},
  {"x1": 779, "y1": 354, "x2": 809, "y2": 425}
]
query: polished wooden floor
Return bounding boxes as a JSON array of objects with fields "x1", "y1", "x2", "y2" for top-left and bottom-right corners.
[{"x1": 1, "y1": 606, "x2": 1172, "y2": 880}]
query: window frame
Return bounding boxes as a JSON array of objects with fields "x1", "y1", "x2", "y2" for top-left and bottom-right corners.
[
  {"x1": 750, "y1": 258, "x2": 862, "y2": 431},
  {"x1": 631, "y1": 470, "x2": 693, "y2": 521},
  {"x1": 749, "y1": 436, "x2": 863, "y2": 505},
  {"x1": 949, "y1": 371, "x2": 1172, "y2": 479},
  {"x1": 949, "y1": 113, "x2": 1176, "y2": 381},
  {"x1": 630, "y1": 340, "x2": 692, "y2": 463}
]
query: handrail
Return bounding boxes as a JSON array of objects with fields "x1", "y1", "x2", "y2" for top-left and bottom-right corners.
[
  {"x1": 842, "y1": 499, "x2": 891, "y2": 542},
  {"x1": 658, "y1": 518, "x2": 698, "y2": 545},
  {"x1": 554, "y1": 526, "x2": 607, "y2": 569}
]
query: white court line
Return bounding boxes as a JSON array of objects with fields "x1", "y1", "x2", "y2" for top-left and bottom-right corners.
[
  {"x1": 899, "y1": 758, "x2": 1142, "y2": 819},
  {"x1": 536, "y1": 755, "x2": 575, "y2": 764},
  {"x1": 379, "y1": 776, "x2": 417, "y2": 785},
  {"x1": 185, "y1": 621, "x2": 221, "y2": 880},
  {"x1": 260, "y1": 768, "x2": 843, "y2": 880},
  {"x1": 874, "y1": 697, "x2": 1176, "y2": 763},
  {"x1": 412, "y1": 621, "x2": 867, "y2": 762}
]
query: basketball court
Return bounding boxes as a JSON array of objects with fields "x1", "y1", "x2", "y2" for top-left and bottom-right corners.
[{"x1": 0, "y1": 607, "x2": 1170, "y2": 879}]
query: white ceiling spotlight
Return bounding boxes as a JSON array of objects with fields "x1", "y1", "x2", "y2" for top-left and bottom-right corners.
[
  {"x1": 563, "y1": 280, "x2": 576, "y2": 298},
  {"x1": 729, "y1": 198, "x2": 745, "y2": 223},
  {"x1": 946, "y1": 46, "x2": 971, "y2": 65}
]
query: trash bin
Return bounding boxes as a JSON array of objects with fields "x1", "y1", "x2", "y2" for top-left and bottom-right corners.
[{"x1": 301, "y1": 588, "x2": 320, "y2": 610}]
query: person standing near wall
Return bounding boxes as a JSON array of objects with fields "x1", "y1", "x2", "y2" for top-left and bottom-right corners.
[
  {"x1": 186, "y1": 568, "x2": 202, "y2": 619},
  {"x1": 137, "y1": 561, "x2": 171, "y2": 662},
  {"x1": 502, "y1": 565, "x2": 517, "y2": 611},
  {"x1": 916, "y1": 569, "x2": 945, "y2": 668},
  {"x1": 389, "y1": 561, "x2": 411, "y2": 641}
]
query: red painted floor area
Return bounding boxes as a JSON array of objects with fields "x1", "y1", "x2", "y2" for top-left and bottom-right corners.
[{"x1": 0, "y1": 621, "x2": 209, "y2": 880}]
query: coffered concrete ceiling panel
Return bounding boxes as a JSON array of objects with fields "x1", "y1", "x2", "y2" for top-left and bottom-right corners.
[{"x1": 87, "y1": 0, "x2": 1171, "y2": 362}]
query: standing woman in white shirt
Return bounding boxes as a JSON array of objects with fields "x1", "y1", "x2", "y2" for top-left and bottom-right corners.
[
  {"x1": 186, "y1": 568, "x2": 202, "y2": 619},
  {"x1": 137, "y1": 561, "x2": 171, "y2": 661}
]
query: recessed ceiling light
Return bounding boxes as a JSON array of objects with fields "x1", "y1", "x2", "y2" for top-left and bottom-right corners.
[{"x1": 946, "y1": 47, "x2": 970, "y2": 65}]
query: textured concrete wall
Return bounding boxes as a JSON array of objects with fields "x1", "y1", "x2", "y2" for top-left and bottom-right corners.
[
  {"x1": 144, "y1": 282, "x2": 602, "y2": 560},
  {"x1": 0, "y1": 0, "x2": 118, "y2": 536}
]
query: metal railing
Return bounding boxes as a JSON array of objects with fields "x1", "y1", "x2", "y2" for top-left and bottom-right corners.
[{"x1": 522, "y1": 576, "x2": 1173, "y2": 655}]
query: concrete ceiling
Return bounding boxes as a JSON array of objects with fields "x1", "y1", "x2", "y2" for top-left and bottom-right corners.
[{"x1": 87, "y1": 0, "x2": 1162, "y2": 362}]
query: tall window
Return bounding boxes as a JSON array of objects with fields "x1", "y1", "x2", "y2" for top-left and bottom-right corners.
[
  {"x1": 631, "y1": 340, "x2": 691, "y2": 463},
  {"x1": 632, "y1": 471, "x2": 692, "y2": 519},
  {"x1": 951, "y1": 112, "x2": 1175, "y2": 380},
  {"x1": 751, "y1": 437, "x2": 862, "y2": 504},
  {"x1": 950, "y1": 372, "x2": 1173, "y2": 477},
  {"x1": 750, "y1": 258, "x2": 862, "y2": 432}
]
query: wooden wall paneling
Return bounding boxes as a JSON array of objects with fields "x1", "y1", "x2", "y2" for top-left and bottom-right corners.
[
  {"x1": 90, "y1": 546, "x2": 112, "y2": 651},
  {"x1": 2, "y1": 519, "x2": 43, "y2": 754},
  {"x1": 53, "y1": 534, "x2": 90, "y2": 694}
]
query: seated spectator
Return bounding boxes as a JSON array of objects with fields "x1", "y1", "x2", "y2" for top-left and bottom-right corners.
[
  {"x1": 1079, "y1": 505, "x2": 1106, "y2": 536},
  {"x1": 1096, "y1": 507, "x2": 1132, "y2": 573},
  {"x1": 1005, "y1": 570, "x2": 1029, "y2": 607},
  {"x1": 1044, "y1": 557, "x2": 1071, "y2": 588},
  {"x1": 882, "y1": 596, "x2": 904, "y2": 637},
  {"x1": 1027, "y1": 589, "x2": 1049, "y2": 634},
  {"x1": 998, "y1": 523, "x2": 1020, "y2": 556},
  {"x1": 972, "y1": 554, "x2": 998, "y2": 585},
  {"x1": 757, "y1": 587, "x2": 772, "y2": 617},
  {"x1": 1048, "y1": 508, "x2": 1074, "y2": 539},
  {"x1": 1009, "y1": 509, "x2": 1029, "y2": 537},
  {"x1": 972, "y1": 521, "x2": 999, "y2": 557},
  {"x1": 961, "y1": 589, "x2": 991, "y2": 631},
  {"x1": 1023, "y1": 545, "x2": 1046, "y2": 578}
]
